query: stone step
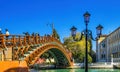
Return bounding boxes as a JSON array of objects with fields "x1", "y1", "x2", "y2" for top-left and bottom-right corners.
[
  {"x1": 24, "y1": 54, "x2": 29, "y2": 57},
  {"x1": 25, "y1": 51, "x2": 30, "y2": 54},
  {"x1": 19, "y1": 57, "x2": 25, "y2": 60},
  {"x1": 32, "y1": 48, "x2": 36, "y2": 51},
  {"x1": 28, "y1": 51, "x2": 33, "y2": 54}
]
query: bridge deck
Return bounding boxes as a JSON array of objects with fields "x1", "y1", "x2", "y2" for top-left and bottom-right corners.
[{"x1": 0, "y1": 34, "x2": 73, "y2": 71}]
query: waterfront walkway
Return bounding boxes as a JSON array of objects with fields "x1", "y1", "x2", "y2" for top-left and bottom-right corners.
[
  {"x1": 73, "y1": 62, "x2": 117, "y2": 69},
  {"x1": 29, "y1": 62, "x2": 120, "y2": 70}
]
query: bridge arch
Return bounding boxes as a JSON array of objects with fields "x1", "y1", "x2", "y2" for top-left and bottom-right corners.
[{"x1": 24, "y1": 42, "x2": 73, "y2": 67}]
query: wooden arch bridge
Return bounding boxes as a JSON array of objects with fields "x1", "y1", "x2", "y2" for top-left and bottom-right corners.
[{"x1": 0, "y1": 34, "x2": 73, "y2": 72}]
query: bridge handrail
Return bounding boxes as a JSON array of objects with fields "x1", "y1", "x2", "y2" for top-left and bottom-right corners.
[
  {"x1": 0, "y1": 34, "x2": 63, "y2": 49},
  {"x1": 0, "y1": 34, "x2": 73, "y2": 67}
]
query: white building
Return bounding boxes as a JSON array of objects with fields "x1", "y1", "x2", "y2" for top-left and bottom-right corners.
[
  {"x1": 96, "y1": 35, "x2": 107, "y2": 62},
  {"x1": 107, "y1": 27, "x2": 120, "y2": 62},
  {"x1": 97, "y1": 27, "x2": 120, "y2": 62}
]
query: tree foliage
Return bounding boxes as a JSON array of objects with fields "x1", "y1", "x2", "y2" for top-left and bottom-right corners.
[
  {"x1": 52, "y1": 28, "x2": 60, "y2": 40},
  {"x1": 63, "y1": 32, "x2": 93, "y2": 63}
]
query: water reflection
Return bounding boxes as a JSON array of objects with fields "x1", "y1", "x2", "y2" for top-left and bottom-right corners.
[{"x1": 30, "y1": 69, "x2": 120, "y2": 72}]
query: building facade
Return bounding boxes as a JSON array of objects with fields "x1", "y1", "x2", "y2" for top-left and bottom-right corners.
[
  {"x1": 107, "y1": 27, "x2": 120, "y2": 62},
  {"x1": 96, "y1": 35, "x2": 107, "y2": 62},
  {"x1": 97, "y1": 27, "x2": 120, "y2": 62}
]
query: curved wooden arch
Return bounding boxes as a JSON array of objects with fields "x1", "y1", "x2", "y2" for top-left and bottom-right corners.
[{"x1": 24, "y1": 43, "x2": 73, "y2": 67}]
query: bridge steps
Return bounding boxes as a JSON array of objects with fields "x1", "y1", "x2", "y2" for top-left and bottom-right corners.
[
  {"x1": 28, "y1": 51, "x2": 33, "y2": 54},
  {"x1": 19, "y1": 44, "x2": 42, "y2": 60},
  {"x1": 24, "y1": 54, "x2": 29, "y2": 57}
]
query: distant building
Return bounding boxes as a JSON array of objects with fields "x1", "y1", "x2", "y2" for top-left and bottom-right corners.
[
  {"x1": 96, "y1": 35, "x2": 107, "y2": 62},
  {"x1": 97, "y1": 27, "x2": 120, "y2": 62},
  {"x1": 107, "y1": 27, "x2": 120, "y2": 62}
]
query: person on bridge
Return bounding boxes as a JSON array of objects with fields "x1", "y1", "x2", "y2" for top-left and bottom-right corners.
[
  {"x1": 5, "y1": 29, "x2": 10, "y2": 40},
  {"x1": 0, "y1": 28, "x2": 2, "y2": 34}
]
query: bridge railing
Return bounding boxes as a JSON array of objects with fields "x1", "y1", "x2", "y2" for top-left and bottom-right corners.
[
  {"x1": 0, "y1": 34, "x2": 62, "y2": 49},
  {"x1": 0, "y1": 34, "x2": 71, "y2": 57}
]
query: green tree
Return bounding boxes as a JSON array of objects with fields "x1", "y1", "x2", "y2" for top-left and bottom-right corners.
[
  {"x1": 52, "y1": 28, "x2": 60, "y2": 40},
  {"x1": 90, "y1": 50, "x2": 96, "y2": 62},
  {"x1": 88, "y1": 38, "x2": 96, "y2": 62},
  {"x1": 63, "y1": 32, "x2": 93, "y2": 63},
  {"x1": 88, "y1": 54, "x2": 92, "y2": 63}
]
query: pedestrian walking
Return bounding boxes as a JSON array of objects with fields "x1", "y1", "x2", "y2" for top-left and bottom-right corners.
[{"x1": 5, "y1": 29, "x2": 10, "y2": 40}]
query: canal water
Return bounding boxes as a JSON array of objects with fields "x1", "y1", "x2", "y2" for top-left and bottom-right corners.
[{"x1": 30, "y1": 69, "x2": 120, "y2": 72}]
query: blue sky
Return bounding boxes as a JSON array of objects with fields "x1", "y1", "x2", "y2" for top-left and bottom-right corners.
[{"x1": 0, "y1": 0, "x2": 120, "y2": 51}]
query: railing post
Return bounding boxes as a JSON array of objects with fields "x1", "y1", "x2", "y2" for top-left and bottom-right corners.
[
  {"x1": 44, "y1": 36, "x2": 46, "y2": 43},
  {"x1": 38, "y1": 36, "x2": 40, "y2": 44},
  {"x1": 26, "y1": 35, "x2": 30, "y2": 45},
  {"x1": 12, "y1": 35, "x2": 16, "y2": 47},
  {"x1": 43, "y1": 36, "x2": 45, "y2": 43},
  {"x1": 28, "y1": 35, "x2": 31, "y2": 45},
  {"x1": 19, "y1": 36, "x2": 22, "y2": 46},
  {"x1": 40, "y1": 36, "x2": 43, "y2": 43},
  {"x1": 0, "y1": 35, "x2": 6, "y2": 61},
  {"x1": 32, "y1": 35, "x2": 35, "y2": 45},
  {"x1": 0, "y1": 35, "x2": 5, "y2": 48},
  {"x1": 24, "y1": 36, "x2": 27, "y2": 46},
  {"x1": 35, "y1": 35, "x2": 38, "y2": 44},
  {"x1": 42, "y1": 36, "x2": 43, "y2": 43}
]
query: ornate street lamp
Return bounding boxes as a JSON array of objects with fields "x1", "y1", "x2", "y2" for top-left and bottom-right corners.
[
  {"x1": 70, "y1": 26, "x2": 77, "y2": 39},
  {"x1": 83, "y1": 11, "x2": 90, "y2": 25},
  {"x1": 96, "y1": 24, "x2": 103, "y2": 38},
  {"x1": 70, "y1": 11, "x2": 103, "y2": 72},
  {"x1": 84, "y1": 11, "x2": 90, "y2": 72}
]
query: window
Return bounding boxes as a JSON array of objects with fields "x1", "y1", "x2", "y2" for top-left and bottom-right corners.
[{"x1": 102, "y1": 42, "x2": 105, "y2": 48}]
